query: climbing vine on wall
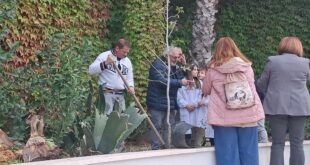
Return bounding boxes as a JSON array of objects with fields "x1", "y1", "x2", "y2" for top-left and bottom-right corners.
[
  {"x1": 0, "y1": 0, "x2": 110, "y2": 144},
  {"x1": 1, "y1": 0, "x2": 109, "y2": 68},
  {"x1": 105, "y1": 1, "x2": 127, "y2": 43},
  {"x1": 216, "y1": 0, "x2": 310, "y2": 76},
  {"x1": 169, "y1": 0, "x2": 196, "y2": 61},
  {"x1": 123, "y1": 0, "x2": 165, "y2": 106}
]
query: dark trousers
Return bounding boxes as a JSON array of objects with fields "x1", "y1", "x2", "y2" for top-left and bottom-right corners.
[
  {"x1": 149, "y1": 109, "x2": 176, "y2": 150},
  {"x1": 269, "y1": 115, "x2": 307, "y2": 165}
]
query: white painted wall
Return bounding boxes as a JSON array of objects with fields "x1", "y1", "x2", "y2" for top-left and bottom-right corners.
[
  {"x1": 22, "y1": 141, "x2": 310, "y2": 165},
  {"x1": 259, "y1": 141, "x2": 310, "y2": 165}
]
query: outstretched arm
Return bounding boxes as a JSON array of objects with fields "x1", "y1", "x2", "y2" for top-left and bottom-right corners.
[{"x1": 150, "y1": 60, "x2": 186, "y2": 87}]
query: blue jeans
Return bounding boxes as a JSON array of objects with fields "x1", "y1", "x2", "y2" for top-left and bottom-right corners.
[
  {"x1": 213, "y1": 126, "x2": 259, "y2": 165},
  {"x1": 149, "y1": 109, "x2": 176, "y2": 150}
]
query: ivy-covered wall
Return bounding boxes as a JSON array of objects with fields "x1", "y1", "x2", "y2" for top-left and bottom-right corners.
[
  {"x1": 0, "y1": 0, "x2": 167, "y2": 152},
  {"x1": 169, "y1": 0, "x2": 195, "y2": 55},
  {"x1": 123, "y1": 0, "x2": 165, "y2": 105},
  {"x1": 0, "y1": 0, "x2": 109, "y2": 146},
  {"x1": 216, "y1": 0, "x2": 310, "y2": 75}
]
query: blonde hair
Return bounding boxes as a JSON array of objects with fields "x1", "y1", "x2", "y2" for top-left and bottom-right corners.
[
  {"x1": 278, "y1": 37, "x2": 304, "y2": 57},
  {"x1": 208, "y1": 37, "x2": 251, "y2": 68}
]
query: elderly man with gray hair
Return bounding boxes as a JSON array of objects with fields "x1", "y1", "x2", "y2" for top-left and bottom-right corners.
[{"x1": 147, "y1": 46, "x2": 190, "y2": 150}]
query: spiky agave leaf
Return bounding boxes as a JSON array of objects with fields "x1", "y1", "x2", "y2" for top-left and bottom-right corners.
[
  {"x1": 93, "y1": 108, "x2": 108, "y2": 149},
  {"x1": 97, "y1": 112, "x2": 129, "y2": 154},
  {"x1": 115, "y1": 107, "x2": 147, "y2": 148}
]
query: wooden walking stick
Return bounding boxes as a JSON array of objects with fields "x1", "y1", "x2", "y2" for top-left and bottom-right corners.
[{"x1": 112, "y1": 62, "x2": 165, "y2": 146}]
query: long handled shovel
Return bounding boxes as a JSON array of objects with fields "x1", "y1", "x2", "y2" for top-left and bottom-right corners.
[{"x1": 112, "y1": 62, "x2": 165, "y2": 146}]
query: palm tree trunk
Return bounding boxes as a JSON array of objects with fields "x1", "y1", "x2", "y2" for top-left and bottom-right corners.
[{"x1": 192, "y1": 0, "x2": 219, "y2": 66}]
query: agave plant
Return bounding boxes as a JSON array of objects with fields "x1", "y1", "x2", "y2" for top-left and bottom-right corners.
[{"x1": 80, "y1": 85, "x2": 147, "y2": 155}]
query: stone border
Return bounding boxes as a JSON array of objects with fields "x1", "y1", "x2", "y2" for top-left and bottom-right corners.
[{"x1": 21, "y1": 141, "x2": 310, "y2": 165}]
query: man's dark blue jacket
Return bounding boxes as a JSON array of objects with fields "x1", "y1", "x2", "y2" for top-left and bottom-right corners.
[{"x1": 147, "y1": 57, "x2": 185, "y2": 111}]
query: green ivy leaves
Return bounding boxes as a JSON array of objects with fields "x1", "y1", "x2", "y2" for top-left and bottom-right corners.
[
  {"x1": 123, "y1": 0, "x2": 165, "y2": 106},
  {"x1": 216, "y1": 0, "x2": 310, "y2": 77}
]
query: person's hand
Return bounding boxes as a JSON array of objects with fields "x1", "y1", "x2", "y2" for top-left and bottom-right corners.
[
  {"x1": 127, "y1": 87, "x2": 135, "y2": 95},
  {"x1": 181, "y1": 79, "x2": 189, "y2": 86},
  {"x1": 105, "y1": 54, "x2": 115, "y2": 65},
  {"x1": 186, "y1": 104, "x2": 194, "y2": 112},
  {"x1": 188, "y1": 80, "x2": 195, "y2": 87},
  {"x1": 179, "y1": 54, "x2": 186, "y2": 65},
  {"x1": 198, "y1": 101, "x2": 206, "y2": 107}
]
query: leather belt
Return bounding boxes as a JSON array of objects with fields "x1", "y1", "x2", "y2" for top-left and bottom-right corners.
[{"x1": 103, "y1": 88, "x2": 125, "y2": 95}]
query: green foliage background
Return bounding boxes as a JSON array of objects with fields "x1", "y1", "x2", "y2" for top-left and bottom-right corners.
[
  {"x1": 0, "y1": 0, "x2": 166, "y2": 154},
  {"x1": 1, "y1": 0, "x2": 310, "y2": 156},
  {"x1": 0, "y1": 0, "x2": 109, "y2": 146},
  {"x1": 123, "y1": 0, "x2": 165, "y2": 105},
  {"x1": 169, "y1": 0, "x2": 195, "y2": 56},
  {"x1": 216, "y1": 0, "x2": 310, "y2": 76}
]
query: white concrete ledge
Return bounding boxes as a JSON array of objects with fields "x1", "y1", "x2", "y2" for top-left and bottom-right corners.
[{"x1": 22, "y1": 141, "x2": 310, "y2": 165}]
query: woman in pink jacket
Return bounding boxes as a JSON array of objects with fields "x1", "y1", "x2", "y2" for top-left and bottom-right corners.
[{"x1": 203, "y1": 37, "x2": 265, "y2": 165}]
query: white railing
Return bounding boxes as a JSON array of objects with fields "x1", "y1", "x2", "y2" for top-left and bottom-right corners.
[{"x1": 22, "y1": 141, "x2": 310, "y2": 165}]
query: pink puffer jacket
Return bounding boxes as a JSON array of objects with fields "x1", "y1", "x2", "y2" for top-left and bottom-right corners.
[{"x1": 203, "y1": 57, "x2": 265, "y2": 126}]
